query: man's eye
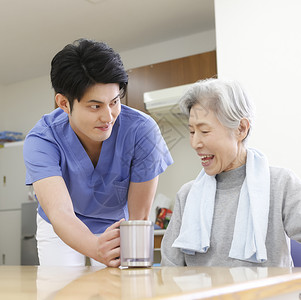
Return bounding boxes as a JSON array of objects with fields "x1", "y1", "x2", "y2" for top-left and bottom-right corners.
[
  {"x1": 91, "y1": 105, "x2": 99, "y2": 109},
  {"x1": 111, "y1": 98, "x2": 120, "y2": 106},
  {"x1": 189, "y1": 131, "x2": 195, "y2": 135}
]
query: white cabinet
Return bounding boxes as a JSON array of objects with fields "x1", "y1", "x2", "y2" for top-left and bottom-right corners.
[
  {"x1": 0, "y1": 142, "x2": 30, "y2": 265},
  {"x1": 0, "y1": 210, "x2": 21, "y2": 265},
  {"x1": 0, "y1": 142, "x2": 29, "y2": 210}
]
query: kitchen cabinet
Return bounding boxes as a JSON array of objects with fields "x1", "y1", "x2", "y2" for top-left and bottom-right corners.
[
  {"x1": 126, "y1": 50, "x2": 217, "y2": 112},
  {"x1": 153, "y1": 229, "x2": 165, "y2": 265},
  {"x1": 0, "y1": 142, "x2": 31, "y2": 265},
  {"x1": 0, "y1": 210, "x2": 21, "y2": 265},
  {"x1": 0, "y1": 142, "x2": 29, "y2": 209}
]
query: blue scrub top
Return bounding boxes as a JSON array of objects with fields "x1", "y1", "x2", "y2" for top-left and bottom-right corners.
[{"x1": 23, "y1": 105, "x2": 173, "y2": 234}]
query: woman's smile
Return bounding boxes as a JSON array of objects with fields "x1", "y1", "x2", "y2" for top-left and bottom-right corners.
[{"x1": 198, "y1": 154, "x2": 215, "y2": 167}]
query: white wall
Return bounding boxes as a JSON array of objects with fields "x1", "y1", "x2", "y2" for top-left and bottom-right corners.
[
  {"x1": 215, "y1": 0, "x2": 301, "y2": 177},
  {"x1": 155, "y1": 120, "x2": 202, "y2": 206},
  {"x1": 0, "y1": 75, "x2": 54, "y2": 134}
]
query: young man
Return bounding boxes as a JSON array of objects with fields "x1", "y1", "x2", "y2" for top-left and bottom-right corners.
[{"x1": 23, "y1": 39, "x2": 173, "y2": 267}]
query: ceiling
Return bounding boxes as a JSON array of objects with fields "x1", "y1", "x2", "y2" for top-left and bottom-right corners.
[{"x1": 0, "y1": 0, "x2": 215, "y2": 86}]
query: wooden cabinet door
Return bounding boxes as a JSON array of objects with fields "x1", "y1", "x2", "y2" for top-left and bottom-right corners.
[{"x1": 126, "y1": 50, "x2": 217, "y2": 112}]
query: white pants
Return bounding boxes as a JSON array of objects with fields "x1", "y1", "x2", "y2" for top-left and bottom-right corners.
[{"x1": 36, "y1": 213, "x2": 105, "y2": 267}]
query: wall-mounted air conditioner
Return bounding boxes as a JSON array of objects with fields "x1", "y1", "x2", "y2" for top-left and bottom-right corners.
[{"x1": 143, "y1": 84, "x2": 192, "y2": 124}]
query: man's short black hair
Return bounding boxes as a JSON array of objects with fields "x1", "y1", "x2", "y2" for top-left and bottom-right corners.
[{"x1": 50, "y1": 38, "x2": 128, "y2": 110}]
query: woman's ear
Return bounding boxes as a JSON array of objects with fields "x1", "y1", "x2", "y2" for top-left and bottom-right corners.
[
  {"x1": 238, "y1": 118, "x2": 250, "y2": 141},
  {"x1": 55, "y1": 93, "x2": 71, "y2": 114}
]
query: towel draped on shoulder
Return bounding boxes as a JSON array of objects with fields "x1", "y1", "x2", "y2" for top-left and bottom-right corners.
[{"x1": 172, "y1": 148, "x2": 270, "y2": 263}]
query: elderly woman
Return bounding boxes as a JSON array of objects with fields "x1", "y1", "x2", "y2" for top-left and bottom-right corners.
[{"x1": 161, "y1": 78, "x2": 301, "y2": 267}]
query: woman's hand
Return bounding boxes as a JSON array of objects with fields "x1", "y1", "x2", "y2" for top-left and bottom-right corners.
[{"x1": 96, "y1": 219, "x2": 125, "y2": 267}]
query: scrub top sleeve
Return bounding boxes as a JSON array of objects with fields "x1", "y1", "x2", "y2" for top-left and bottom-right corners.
[
  {"x1": 23, "y1": 133, "x2": 62, "y2": 185},
  {"x1": 130, "y1": 117, "x2": 173, "y2": 183}
]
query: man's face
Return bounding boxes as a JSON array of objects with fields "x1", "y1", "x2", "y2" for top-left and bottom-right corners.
[{"x1": 67, "y1": 83, "x2": 121, "y2": 148}]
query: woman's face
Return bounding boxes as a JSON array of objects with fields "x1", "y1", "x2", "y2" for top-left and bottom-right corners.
[{"x1": 189, "y1": 104, "x2": 247, "y2": 176}]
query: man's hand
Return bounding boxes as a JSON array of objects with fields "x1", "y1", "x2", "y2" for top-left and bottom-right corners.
[{"x1": 96, "y1": 219, "x2": 125, "y2": 267}]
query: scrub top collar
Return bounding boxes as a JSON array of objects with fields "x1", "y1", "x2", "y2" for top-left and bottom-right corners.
[{"x1": 62, "y1": 116, "x2": 120, "y2": 176}]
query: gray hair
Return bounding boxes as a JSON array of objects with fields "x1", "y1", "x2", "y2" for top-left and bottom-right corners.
[{"x1": 179, "y1": 78, "x2": 255, "y2": 145}]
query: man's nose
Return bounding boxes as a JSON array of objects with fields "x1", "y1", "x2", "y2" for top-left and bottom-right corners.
[{"x1": 100, "y1": 106, "x2": 113, "y2": 123}]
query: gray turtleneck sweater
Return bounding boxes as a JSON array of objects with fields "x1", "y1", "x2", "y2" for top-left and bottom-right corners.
[{"x1": 161, "y1": 165, "x2": 301, "y2": 267}]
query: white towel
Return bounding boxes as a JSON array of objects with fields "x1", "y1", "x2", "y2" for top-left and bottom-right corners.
[{"x1": 172, "y1": 148, "x2": 270, "y2": 263}]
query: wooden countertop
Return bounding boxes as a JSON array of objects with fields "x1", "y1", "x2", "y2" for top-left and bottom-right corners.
[{"x1": 1, "y1": 265, "x2": 301, "y2": 299}]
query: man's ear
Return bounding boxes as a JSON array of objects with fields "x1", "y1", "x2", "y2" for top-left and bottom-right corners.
[
  {"x1": 55, "y1": 94, "x2": 70, "y2": 114},
  {"x1": 238, "y1": 118, "x2": 250, "y2": 141}
]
